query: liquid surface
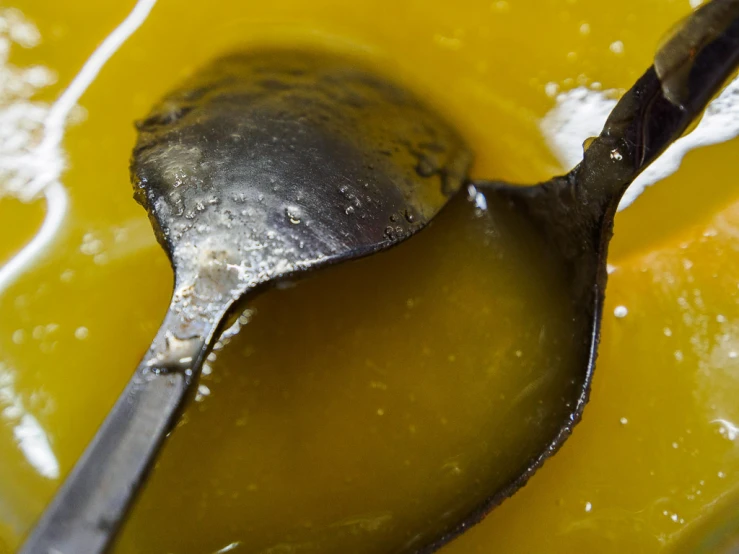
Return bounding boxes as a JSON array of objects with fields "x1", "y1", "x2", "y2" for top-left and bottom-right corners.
[
  {"x1": 119, "y1": 192, "x2": 580, "y2": 553},
  {"x1": 0, "y1": 0, "x2": 738, "y2": 553}
]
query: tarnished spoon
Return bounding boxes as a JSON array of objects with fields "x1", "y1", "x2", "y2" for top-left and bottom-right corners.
[
  {"x1": 20, "y1": 48, "x2": 472, "y2": 554},
  {"x1": 20, "y1": 0, "x2": 739, "y2": 552},
  {"x1": 430, "y1": 0, "x2": 739, "y2": 549}
]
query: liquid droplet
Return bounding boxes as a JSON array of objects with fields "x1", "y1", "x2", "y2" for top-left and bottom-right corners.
[
  {"x1": 582, "y1": 136, "x2": 597, "y2": 154},
  {"x1": 614, "y1": 305, "x2": 628, "y2": 318},
  {"x1": 285, "y1": 206, "x2": 302, "y2": 225},
  {"x1": 609, "y1": 40, "x2": 625, "y2": 55}
]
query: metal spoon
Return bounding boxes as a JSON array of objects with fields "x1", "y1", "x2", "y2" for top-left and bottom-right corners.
[
  {"x1": 21, "y1": 0, "x2": 739, "y2": 552},
  {"x1": 429, "y1": 1, "x2": 739, "y2": 549},
  {"x1": 21, "y1": 49, "x2": 473, "y2": 554}
]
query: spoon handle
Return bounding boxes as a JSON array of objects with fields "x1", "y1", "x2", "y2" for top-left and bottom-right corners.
[
  {"x1": 19, "y1": 300, "x2": 220, "y2": 554},
  {"x1": 578, "y1": 0, "x2": 739, "y2": 209}
]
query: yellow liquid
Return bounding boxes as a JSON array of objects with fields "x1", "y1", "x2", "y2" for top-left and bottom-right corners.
[{"x1": 1, "y1": 0, "x2": 739, "y2": 553}]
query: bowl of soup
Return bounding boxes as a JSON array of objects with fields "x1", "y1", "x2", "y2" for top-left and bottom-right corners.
[{"x1": 0, "y1": 0, "x2": 738, "y2": 553}]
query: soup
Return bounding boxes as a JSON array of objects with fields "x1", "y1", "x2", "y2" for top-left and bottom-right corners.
[{"x1": 1, "y1": 0, "x2": 738, "y2": 553}]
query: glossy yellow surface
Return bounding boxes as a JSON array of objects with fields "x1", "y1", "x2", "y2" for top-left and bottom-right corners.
[{"x1": 1, "y1": 0, "x2": 738, "y2": 553}]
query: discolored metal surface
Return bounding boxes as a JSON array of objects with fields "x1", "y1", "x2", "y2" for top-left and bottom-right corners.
[{"x1": 132, "y1": 49, "x2": 472, "y2": 302}]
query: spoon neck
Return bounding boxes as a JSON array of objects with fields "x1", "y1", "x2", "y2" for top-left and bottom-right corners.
[
  {"x1": 19, "y1": 286, "x2": 236, "y2": 554},
  {"x1": 569, "y1": 68, "x2": 690, "y2": 215},
  {"x1": 573, "y1": 3, "x2": 739, "y2": 214},
  {"x1": 143, "y1": 287, "x2": 225, "y2": 384}
]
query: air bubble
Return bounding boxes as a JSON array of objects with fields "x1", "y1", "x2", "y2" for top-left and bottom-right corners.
[
  {"x1": 609, "y1": 40, "x2": 625, "y2": 55},
  {"x1": 285, "y1": 206, "x2": 302, "y2": 224}
]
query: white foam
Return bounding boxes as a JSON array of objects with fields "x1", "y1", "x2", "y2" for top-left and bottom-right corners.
[
  {"x1": 14, "y1": 413, "x2": 59, "y2": 479},
  {"x1": 712, "y1": 418, "x2": 739, "y2": 441},
  {"x1": 0, "y1": 0, "x2": 157, "y2": 295},
  {"x1": 19, "y1": 0, "x2": 158, "y2": 201},
  {"x1": 0, "y1": 9, "x2": 55, "y2": 202},
  {"x1": 541, "y1": 76, "x2": 739, "y2": 211},
  {"x1": 0, "y1": 181, "x2": 68, "y2": 292},
  {"x1": 0, "y1": 0, "x2": 158, "y2": 480},
  {"x1": 0, "y1": 364, "x2": 59, "y2": 479}
]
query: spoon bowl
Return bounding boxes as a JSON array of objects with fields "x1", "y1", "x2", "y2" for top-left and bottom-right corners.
[
  {"x1": 133, "y1": 49, "x2": 473, "y2": 296},
  {"x1": 436, "y1": 1, "x2": 739, "y2": 546}
]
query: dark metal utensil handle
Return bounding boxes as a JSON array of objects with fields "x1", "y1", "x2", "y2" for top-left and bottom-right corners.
[
  {"x1": 575, "y1": 0, "x2": 739, "y2": 210},
  {"x1": 18, "y1": 303, "x2": 215, "y2": 554}
]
